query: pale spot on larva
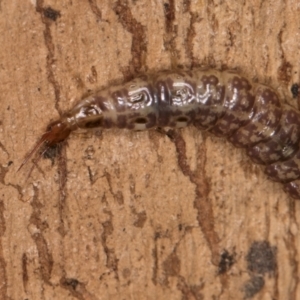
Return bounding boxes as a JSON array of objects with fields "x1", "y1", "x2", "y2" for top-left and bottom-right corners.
[
  {"x1": 229, "y1": 124, "x2": 238, "y2": 130},
  {"x1": 270, "y1": 154, "x2": 279, "y2": 161},
  {"x1": 240, "y1": 97, "x2": 249, "y2": 106}
]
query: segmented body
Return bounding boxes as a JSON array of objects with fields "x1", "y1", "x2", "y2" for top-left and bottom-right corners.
[{"x1": 21, "y1": 69, "x2": 300, "y2": 199}]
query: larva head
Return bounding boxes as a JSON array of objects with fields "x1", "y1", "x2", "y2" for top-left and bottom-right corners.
[
  {"x1": 18, "y1": 120, "x2": 71, "y2": 172},
  {"x1": 45, "y1": 120, "x2": 72, "y2": 146}
]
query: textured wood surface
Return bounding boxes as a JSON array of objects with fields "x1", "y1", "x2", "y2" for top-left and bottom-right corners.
[{"x1": 1, "y1": 0, "x2": 300, "y2": 299}]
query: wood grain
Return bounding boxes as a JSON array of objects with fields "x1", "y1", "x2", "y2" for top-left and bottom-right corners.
[{"x1": 1, "y1": 0, "x2": 300, "y2": 299}]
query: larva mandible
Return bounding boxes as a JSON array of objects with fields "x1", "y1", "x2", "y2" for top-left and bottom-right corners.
[{"x1": 20, "y1": 68, "x2": 300, "y2": 199}]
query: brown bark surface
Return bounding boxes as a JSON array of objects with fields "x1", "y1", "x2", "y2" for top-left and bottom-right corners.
[{"x1": 1, "y1": 0, "x2": 300, "y2": 299}]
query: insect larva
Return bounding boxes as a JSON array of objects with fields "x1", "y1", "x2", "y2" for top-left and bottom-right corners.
[{"x1": 20, "y1": 69, "x2": 300, "y2": 199}]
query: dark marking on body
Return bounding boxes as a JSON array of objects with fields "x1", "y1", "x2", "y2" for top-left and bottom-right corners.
[{"x1": 84, "y1": 119, "x2": 103, "y2": 128}]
